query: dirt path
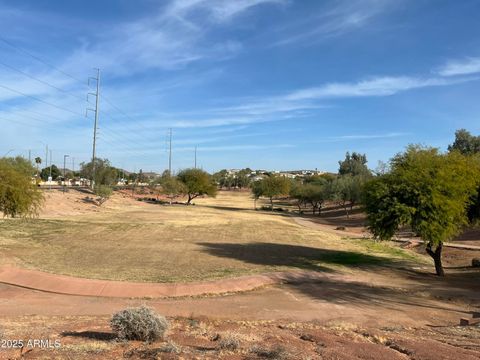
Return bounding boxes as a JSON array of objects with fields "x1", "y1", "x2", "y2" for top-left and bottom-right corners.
[
  {"x1": 0, "y1": 266, "x2": 339, "y2": 298},
  {"x1": 0, "y1": 272, "x2": 475, "y2": 329}
]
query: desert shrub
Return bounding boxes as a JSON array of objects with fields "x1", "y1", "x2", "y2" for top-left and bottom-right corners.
[
  {"x1": 0, "y1": 159, "x2": 43, "y2": 218},
  {"x1": 94, "y1": 185, "x2": 113, "y2": 206},
  {"x1": 158, "y1": 340, "x2": 181, "y2": 353},
  {"x1": 218, "y1": 333, "x2": 240, "y2": 350},
  {"x1": 250, "y1": 344, "x2": 288, "y2": 359},
  {"x1": 110, "y1": 306, "x2": 169, "y2": 342}
]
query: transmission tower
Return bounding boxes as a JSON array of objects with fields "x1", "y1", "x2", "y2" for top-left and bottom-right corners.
[{"x1": 86, "y1": 68, "x2": 100, "y2": 189}]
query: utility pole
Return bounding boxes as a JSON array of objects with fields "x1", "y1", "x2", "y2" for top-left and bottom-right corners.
[
  {"x1": 71, "y1": 157, "x2": 75, "y2": 186},
  {"x1": 28, "y1": 150, "x2": 31, "y2": 164},
  {"x1": 63, "y1": 154, "x2": 69, "y2": 193},
  {"x1": 87, "y1": 68, "x2": 100, "y2": 190},
  {"x1": 49, "y1": 149, "x2": 52, "y2": 190},
  {"x1": 168, "y1": 128, "x2": 172, "y2": 175},
  {"x1": 194, "y1": 146, "x2": 197, "y2": 169},
  {"x1": 45, "y1": 144, "x2": 48, "y2": 171}
]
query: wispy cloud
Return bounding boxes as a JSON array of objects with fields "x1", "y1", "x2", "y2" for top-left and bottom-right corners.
[
  {"x1": 175, "y1": 143, "x2": 294, "y2": 152},
  {"x1": 101, "y1": 72, "x2": 479, "y2": 133},
  {"x1": 283, "y1": 75, "x2": 475, "y2": 100},
  {"x1": 329, "y1": 132, "x2": 406, "y2": 140},
  {"x1": 437, "y1": 57, "x2": 480, "y2": 76},
  {"x1": 272, "y1": 0, "x2": 397, "y2": 47},
  {"x1": 62, "y1": 0, "x2": 284, "y2": 76},
  {"x1": 166, "y1": 0, "x2": 285, "y2": 23}
]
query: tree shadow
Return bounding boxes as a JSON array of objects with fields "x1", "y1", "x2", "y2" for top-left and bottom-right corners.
[
  {"x1": 198, "y1": 242, "x2": 480, "y2": 316},
  {"x1": 60, "y1": 330, "x2": 116, "y2": 340},
  {"x1": 197, "y1": 242, "x2": 396, "y2": 272},
  {"x1": 286, "y1": 275, "x2": 473, "y2": 316}
]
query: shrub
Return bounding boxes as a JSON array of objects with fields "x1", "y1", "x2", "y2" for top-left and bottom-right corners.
[
  {"x1": 110, "y1": 306, "x2": 169, "y2": 342},
  {"x1": 94, "y1": 185, "x2": 113, "y2": 206},
  {"x1": 250, "y1": 344, "x2": 288, "y2": 359},
  {"x1": 0, "y1": 159, "x2": 43, "y2": 218},
  {"x1": 218, "y1": 333, "x2": 240, "y2": 350},
  {"x1": 158, "y1": 340, "x2": 181, "y2": 353}
]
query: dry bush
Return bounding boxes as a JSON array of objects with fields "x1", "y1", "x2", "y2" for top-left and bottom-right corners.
[
  {"x1": 218, "y1": 332, "x2": 240, "y2": 350},
  {"x1": 110, "y1": 306, "x2": 168, "y2": 342},
  {"x1": 158, "y1": 340, "x2": 181, "y2": 353},
  {"x1": 250, "y1": 344, "x2": 288, "y2": 359}
]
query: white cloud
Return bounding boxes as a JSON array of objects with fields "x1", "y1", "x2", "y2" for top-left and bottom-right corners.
[
  {"x1": 61, "y1": 0, "x2": 283, "y2": 76},
  {"x1": 437, "y1": 57, "x2": 480, "y2": 76},
  {"x1": 330, "y1": 132, "x2": 406, "y2": 140},
  {"x1": 284, "y1": 75, "x2": 474, "y2": 100},
  {"x1": 166, "y1": 0, "x2": 285, "y2": 22},
  {"x1": 273, "y1": 0, "x2": 396, "y2": 46}
]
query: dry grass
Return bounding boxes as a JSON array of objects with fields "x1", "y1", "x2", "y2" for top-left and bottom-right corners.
[{"x1": 0, "y1": 190, "x2": 421, "y2": 282}]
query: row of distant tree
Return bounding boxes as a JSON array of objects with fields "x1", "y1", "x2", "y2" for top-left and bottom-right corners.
[
  {"x1": 251, "y1": 152, "x2": 370, "y2": 216},
  {"x1": 2, "y1": 129, "x2": 480, "y2": 277},
  {"x1": 249, "y1": 129, "x2": 480, "y2": 277}
]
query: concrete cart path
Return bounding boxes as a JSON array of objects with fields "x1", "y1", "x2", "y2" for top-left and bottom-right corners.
[{"x1": 0, "y1": 266, "x2": 332, "y2": 298}]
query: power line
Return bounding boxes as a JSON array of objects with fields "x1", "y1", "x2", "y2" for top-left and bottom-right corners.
[
  {"x1": 0, "y1": 35, "x2": 87, "y2": 87},
  {"x1": 0, "y1": 35, "x2": 161, "y2": 148},
  {"x1": 0, "y1": 83, "x2": 84, "y2": 117},
  {"x1": 0, "y1": 58, "x2": 85, "y2": 101},
  {"x1": 0, "y1": 35, "x2": 166, "y2": 168}
]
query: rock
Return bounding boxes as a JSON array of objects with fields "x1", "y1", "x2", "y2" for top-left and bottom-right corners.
[
  {"x1": 335, "y1": 226, "x2": 346, "y2": 231},
  {"x1": 472, "y1": 258, "x2": 480, "y2": 267},
  {"x1": 300, "y1": 334, "x2": 315, "y2": 342}
]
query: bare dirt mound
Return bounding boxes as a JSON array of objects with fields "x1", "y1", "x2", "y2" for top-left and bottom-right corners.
[{"x1": 40, "y1": 188, "x2": 148, "y2": 218}]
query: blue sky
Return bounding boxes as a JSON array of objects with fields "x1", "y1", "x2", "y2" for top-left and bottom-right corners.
[{"x1": 0, "y1": 0, "x2": 479, "y2": 173}]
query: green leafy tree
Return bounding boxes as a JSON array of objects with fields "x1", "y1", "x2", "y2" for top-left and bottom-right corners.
[
  {"x1": 177, "y1": 168, "x2": 217, "y2": 205},
  {"x1": 3, "y1": 156, "x2": 35, "y2": 177},
  {"x1": 331, "y1": 175, "x2": 365, "y2": 218},
  {"x1": 40, "y1": 164, "x2": 61, "y2": 181},
  {"x1": 0, "y1": 158, "x2": 43, "y2": 217},
  {"x1": 291, "y1": 180, "x2": 330, "y2": 215},
  {"x1": 160, "y1": 175, "x2": 186, "y2": 204},
  {"x1": 251, "y1": 180, "x2": 264, "y2": 210},
  {"x1": 448, "y1": 128, "x2": 480, "y2": 155},
  {"x1": 80, "y1": 158, "x2": 119, "y2": 186},
  {"x1": 289, "y1": 182, "x2": 308, "y2": 212},
  {"x1": 304, "y1": 182, "x2": 329, "y2": 215},
  {"x1": 255, "y1": 175, "x2": 291, "y2": 210},
  {"x1": 448, "y1": 129, "x2": 480, "y2": 223},
  {"x1": 236, "y1": 168, "x2": 252, "y2": 188},
  {"x1": 34, "y1": 157, "x2": 42, "y2": 172},
  {"x1": 338, "y1": 152, "x2": 371, "y2": 177},
  {"x1": 364, "y1": 146, "x2": 480, "y2": 276}
]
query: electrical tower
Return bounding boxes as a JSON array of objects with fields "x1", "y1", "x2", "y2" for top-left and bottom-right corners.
[
  {"x1": 168, "y1": 128, "x2": 172, "y2": 175},
  {"x1": 86, "y1": 68, "x2": 100, "y2": 189}
]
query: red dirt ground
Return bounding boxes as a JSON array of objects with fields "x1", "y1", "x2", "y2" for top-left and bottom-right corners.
[{"x1": 1, "y1": 191, "x2": 479, "y2": 359}]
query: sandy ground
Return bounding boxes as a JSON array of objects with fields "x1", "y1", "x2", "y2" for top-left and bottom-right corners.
[{"x1": 0, "y1": 189, "x2": 479, "y2": 359}]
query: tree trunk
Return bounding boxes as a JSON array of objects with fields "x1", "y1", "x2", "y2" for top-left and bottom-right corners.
[
  {"x1": 270, "y1": 197, "x2": 273, "y2": 210},
  {"x1": 187, "y1": 194, "x2": 192, "y2": 205},
  {"x1": 426, "y1": 242, "x2": 445, "y2": 276},
  {"x1": 343, "y1": 203, "x2": 349, "y2": 219},
  {"x1": 254, "y1": 198, "x2": 257, "y2": 210}
]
